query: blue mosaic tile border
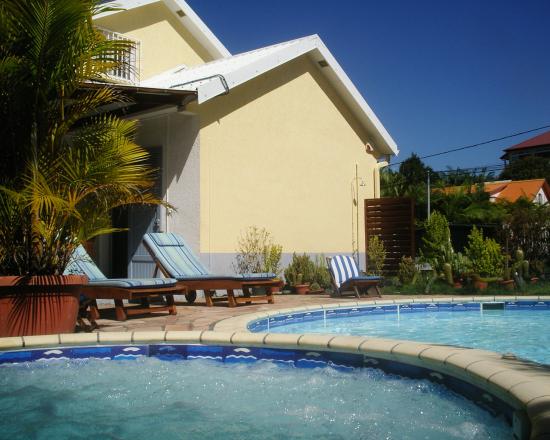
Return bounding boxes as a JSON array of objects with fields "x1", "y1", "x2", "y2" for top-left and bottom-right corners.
[
  {"x1": 0, "y1": 342, "x2": 514, "y2": 426},
  {"x1": 248, "y1": 300, "x2": 550, "y2": 332}
]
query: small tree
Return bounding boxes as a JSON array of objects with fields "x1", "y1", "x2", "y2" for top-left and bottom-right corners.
[
  {"x1": 465, "y1": 226, "x2": 503, "y2": 278},
  {"x1": 421, "y1": 211, "x2": 453, "y2": 272},
  {"x1": 367, "y1": 236, "x2": 386, "y2": 276},
  {"x1": 233, "y1": 226, "x2": 282, "y2": 276},
  {"x1": 284, "y1": 253, "x2": 315, "y2": 286}
]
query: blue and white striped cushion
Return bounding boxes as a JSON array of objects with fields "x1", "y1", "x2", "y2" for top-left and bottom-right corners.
[
  {"x1": 89, "y1": 278, "x2": 176, "y2": 289},
  {"x1": 144, "y1": 233, "x2": 210, "y2": 278},
  {"x1": 329, "y1": 255, "x2": 360, "y2": 288},
  {"x1": 64, "y1": 245, "x2": 107, "y2": 281}
]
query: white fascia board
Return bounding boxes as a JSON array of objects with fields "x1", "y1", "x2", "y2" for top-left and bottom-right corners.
[
  {"x1": 94, "y1": 0, "x2": 158, "y2": 19},
  {"x1": 94, "y1": 0, "x2": 230, "y2": 60},
  {"x1": 164, "y1": 0, "x2": 231, "y2": 59},
  {"x1": 311, "y1": 37, "x2": 398, "y2": 156}
]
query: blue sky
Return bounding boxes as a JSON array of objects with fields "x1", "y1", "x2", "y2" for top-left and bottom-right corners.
[{"x1": 187, "y1": 0, "x2": 550, "y2": 171}]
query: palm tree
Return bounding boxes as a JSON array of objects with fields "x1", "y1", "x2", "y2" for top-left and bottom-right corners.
[{"x1": 0, "y1": 0, "x2": 164, "y2": 275}]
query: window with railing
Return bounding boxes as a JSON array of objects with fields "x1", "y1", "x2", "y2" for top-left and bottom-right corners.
[{"x1": 98, "y1": 28, "x2": 140, "y2": 83}]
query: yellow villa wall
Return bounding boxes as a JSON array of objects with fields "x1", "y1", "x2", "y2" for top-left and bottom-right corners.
[
  {"x1": 94, "y1": 2, "x2": 213, "y2": 80},
  {"x1": 191, "y1": 56, "x2": 381, "y2": 256}
]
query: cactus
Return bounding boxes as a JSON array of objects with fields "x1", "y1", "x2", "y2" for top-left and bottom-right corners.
[
  {"x1": 443, "y1": 262, "x2": 453, "y2": 286},
  {"x1": 512, "y1": 249, "x2": 530, "y2": 282},
  {"x1": 522, "y1": 260, "x2": 530, "y2": 279},
  {"x1": 503, "y1": 266, "x2": 511, "y2": 281}
]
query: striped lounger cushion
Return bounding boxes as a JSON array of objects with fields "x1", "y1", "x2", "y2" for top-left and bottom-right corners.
[
  {"x1": 329, "y1": 255, "x2": 380, "y2": 289},
  {"x1": 144, "y1": 233, "x2": 276, "y2": 280},
  {"x1": 65, "y1": 245, "x2": 177, "y2": 288}
]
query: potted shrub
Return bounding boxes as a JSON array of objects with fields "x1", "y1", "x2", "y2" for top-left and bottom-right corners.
[
  {"x1": 465, "y1": 227, "x2": 504, "y2": 291},
  {"x1": 0, "y1": 0, "x2": 163, "y2": 336},
  {"x1": 284, "y1": 253, "x2": 315, "y2": 294}
]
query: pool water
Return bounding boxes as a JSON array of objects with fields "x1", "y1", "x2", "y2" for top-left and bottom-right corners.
[
  {"x1": 269, "y1": 308, "x2": 550, "y2": 364},
  {"x1": 0, "y1": 357, "x2": 510, "y2": 439}
]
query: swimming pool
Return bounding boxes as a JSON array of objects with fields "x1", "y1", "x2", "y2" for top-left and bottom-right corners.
[
  {"x1": 0, "y1": 355, "x2": 510, "y2": 439},
  {"x1": 250, "y1": 300, "x2": 550, "y2": 365}
]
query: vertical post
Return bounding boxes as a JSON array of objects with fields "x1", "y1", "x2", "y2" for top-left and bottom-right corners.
[
  {"x1": 355, "y1": 164, "x2": 360, "y2": 266},
  {"x1": 427, "y1": 170, "x2": 431, "y2": 220}
]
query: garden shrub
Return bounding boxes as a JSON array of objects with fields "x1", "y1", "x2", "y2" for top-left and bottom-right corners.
[
  {"x1": 421, "y1": 211, "x2": 453, "y2": 272},
  {"x1": 465, "y1": 226, "x2": 503, "y2": 277},
  {"x1": 233, "y1": 226, "x2": 282, "y2": 275},
  {"x1": 312, "y1": 254, "x2": 332, "y2": 290},
  {"x1": 284, "y1": 253, "x2": 315, "y2": 286},
  {"x1": 367, "y1": 236, "x2": 386, "y2": 276},
  {"x1": 398, "y1": 256, "x2": 418, "y2": 285}
]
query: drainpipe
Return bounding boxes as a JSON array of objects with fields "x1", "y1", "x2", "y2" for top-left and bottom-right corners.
[{"x1": 374, "y1": 161, "x2": 389, "y2": 198}]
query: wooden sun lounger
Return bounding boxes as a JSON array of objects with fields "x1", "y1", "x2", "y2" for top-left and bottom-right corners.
[
  {"x1": 82, "y1": 284, "x2": 186, "y2": 321},
  {"x1": 143, "y1": 233, "x2": 282, "y2": 307}
]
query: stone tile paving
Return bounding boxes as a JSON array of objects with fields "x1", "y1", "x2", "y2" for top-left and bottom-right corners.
[{"x1": 92, "y1": 294, "x2": 430, "y2": 332}]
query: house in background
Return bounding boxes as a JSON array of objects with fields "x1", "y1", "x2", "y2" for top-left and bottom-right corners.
[
  {"x1": 439, "y1": 179, "x2": 549, "y2": 205},
  {"x1": 483, "y1": 179, "x2": 549, "y2": 204},
  {"x1": 501, "y1": 130, "x2": 550, "y2": 162},
  {"x1": 93, "y1": 0, "x2": 398, "y2": 278}
]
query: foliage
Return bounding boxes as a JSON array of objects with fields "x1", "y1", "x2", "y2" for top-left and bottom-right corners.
[
  {"x1": 367, "y1": 236, "x2": 386, "y2": 276},
  {"x1": 431, "y1": 183, "x2": 506, "y2": 225},
  {"x1": 449, "y1": 252, "x2": 470, "y2": 279},
  {"x1": 0, "y1": 0, "x2": 163, "y2": 275},
  {"x1": 500, "y1": 156, "x2": 550, "y2": 183},
  {"x1": 311, "y1": 255, "x2": 332, "y2": 290},
  {"x1": 399, "y1": 153, "x2": 435, "y2": 185},
  {"x1": 398, "y1": 256, "x2": 418, "y2": 285},
  {"x1": 380, "y1": 154, "x2": 436, "y2": 220},
  {"x1": 420, "y1": 211, "x2": 453, "y2": 272},
  {"x1": 501, "y1": 199, "x2": 550, "y2": 265},
  {"x1": 465, "y1": 226, "x2": 504, "y2": 277},
  {"x1": 233, "y1": 226, "x2": 282, "y2": 275},
  {"x1": 284, "y1": 253, "x2": 315, "y2": 286}
]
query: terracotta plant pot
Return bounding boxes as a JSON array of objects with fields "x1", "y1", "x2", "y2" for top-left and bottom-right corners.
[
  {"x1": 530, "y1": 277, "x2": 539, "y2": 284},
  {"x1": 294, "y1": 284, "x2": 310, "y2": 295},
  {"x1": 474, "y1": 279, "x2": 488, "y2": 290},
  {"x1": 500, "y1": 279, "x2": 515, "y2": 291},
  {"x1": 0, "y1": 275, "x2": 86, "y2": 337}
]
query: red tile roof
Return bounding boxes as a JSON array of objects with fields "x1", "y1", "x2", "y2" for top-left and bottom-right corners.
[
  {"x1": 435, "y1": 179, "x2": 549, "y2": 203},
  {"x1": 503, "y1": 130, "x2": 550, "y2": 152}
]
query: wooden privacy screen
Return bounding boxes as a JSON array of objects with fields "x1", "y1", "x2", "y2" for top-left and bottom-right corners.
[{"x1": 364, "y1": 197, "x2": 415, "y2": 274}]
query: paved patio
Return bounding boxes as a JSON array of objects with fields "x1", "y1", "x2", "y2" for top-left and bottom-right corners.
[{"x1": 92, "y1": 293, "x2": 418, "y2": 333}]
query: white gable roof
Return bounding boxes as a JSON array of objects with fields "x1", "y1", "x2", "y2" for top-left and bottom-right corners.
[
  {"x1": 96, "y1": 0, "x2": 230, "y2": 59},
  {"x1": 143, "y1": 35, "x2": 398, "y2": 156}
]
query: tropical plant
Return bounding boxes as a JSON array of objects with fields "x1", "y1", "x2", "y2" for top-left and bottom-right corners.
[
  {"x1": 0, "y1": 0, "x2": 163, "y2": 275},
  {"x1": 311, "y1": 254, "x2": 332, "y2": 290},
  {"x1": 233, "y1": 226, "x2": 282, "y2": 275},
  {"x1": 465, "y1": 226, "x2": 503, "y2": 278},
  {"x1": 501, "y1": 199, "x2": 550, "y2": 265},
  {"x1": 420, "y1": 211, "x2": 453, "y2": 272},
  {"x1": 367, "y1": 235, "x2": 386, "y2": 276},
  {"x1": 398, "y1": 256, "x2": 418, "y2": 285},
  {"x1": 284, "y1": 253, "x2": 315, "y2": 286}
]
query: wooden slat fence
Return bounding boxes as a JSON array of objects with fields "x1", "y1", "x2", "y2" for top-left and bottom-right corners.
[{"x1": 365, "y1": 197, "x2": 415, "y2": 274}]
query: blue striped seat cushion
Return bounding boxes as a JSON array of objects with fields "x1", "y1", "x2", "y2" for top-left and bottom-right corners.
[
  {"x1": 329, "y1": 255, "x2": 360, "y2": 288},
  {"x1": 64, "y1": 245, "x2": 107, "y2": 281},
  {"x1": 144, "y1": 233, "x2": 210, "y2": 278},
  {"x1": 89, "y1": 278, "x2": 177, "y2": 289},
  {"x1": 240, "y1": 273, "x2": 277, "y2": 280},
  {"x1": 144, "y1": 233, "x2": 278, "y2": 281}
]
